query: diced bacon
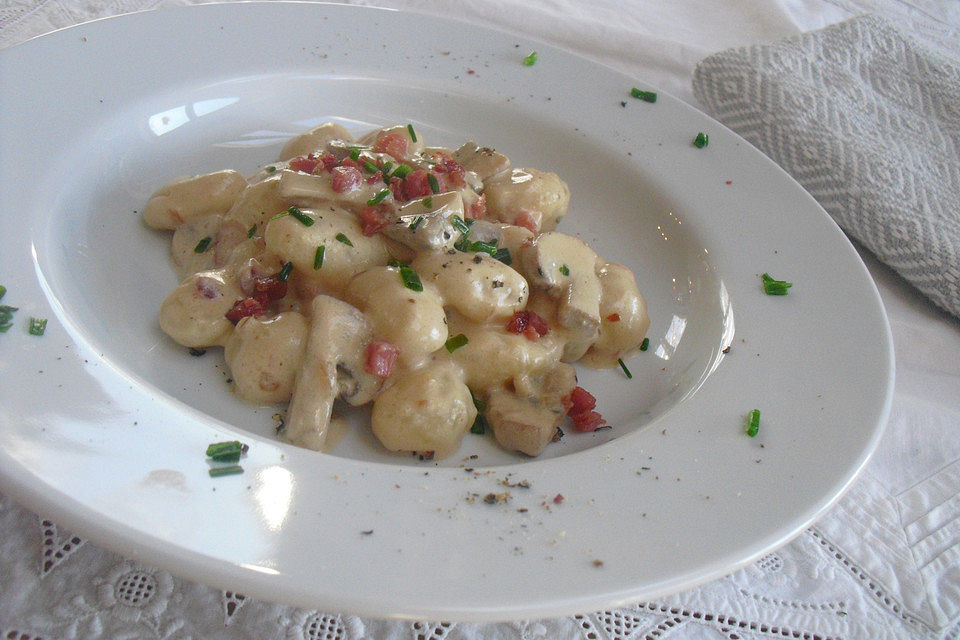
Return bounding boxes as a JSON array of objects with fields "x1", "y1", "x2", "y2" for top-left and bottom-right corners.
[
  {"x1": 225, "y1": 297, "x2": 265, "y2": 325},
  {"x1": 364, "y1": 340, "x2": 399, "y2": 378},
  {"x1": 433, "y1": 157, "x2": 466, "y2": 189},
  {"x1": 251, "y1": 275, "x2": 287, "y2": 303},
  {"x1": 606, "y1": 313, "x2": 621, "y2": 322},
  {"x1": 566, "y1": 386, "x2": 597, "y2": 415},
  {"x1": 467, "y1": 193, "x2": 487, "y2": 220},
  {"x1": 571, "y1": 410, "x2": 606, "y2": 432},
  {"x1": 289, "y1": 155, "x2": 321, "y2": 173},
  {"x1": 318, "y1": 151, "x2": 339, "y2": 171},
  {"x1": 399, "y1": 169, "x2": 433, "y2": 201},
  {"x1": 365, "y1": 171, "x2": 384, "y2": 185},
  {"x1": 505, "y1": 310, "x2": 549, "y2": 340},
  {"x1": 357, "y1": 206, "x2": 391, "y2": 236},
  {"x1": 339, "y1": 157, "x2": 362, "y2": 171},
  {"x1": 331, "y1": 165, "x2": 363, "y2": 193},
  {"x1": 514, "y1": 209, "x2": 539, "y2": 233},
  {"x1": 373, "y1": 132, "x2": 409, "y2": 161},
  {"x1": 195, "y1": 276, "x2": 222, "y2": 299}
]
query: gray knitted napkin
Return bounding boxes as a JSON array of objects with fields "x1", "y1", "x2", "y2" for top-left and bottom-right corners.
[{"x1": 693, "y1": 14, "x2": 960, "y2": 318}]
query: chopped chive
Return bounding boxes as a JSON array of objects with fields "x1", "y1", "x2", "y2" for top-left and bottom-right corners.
[
  {"x1": 205, "y1": 441, "x2": 246, "y2": 458},
  {"x1": 451, "y1": 215, "x2": 471, "y2": 235},
  {"x1": 0, "y1": 285, "x2": 6, "y2": 301},
  {"x1": 367, "y1": 189, "x2": 390, "y2": 206},
  {"x1": 0, "y1": 323, "x2": 11, "y2": 333},
  {"x1": 363, "y1": 160, "x2": 379, "y2": 174},
  {"x1": 209, "y1": 465, "x2": 244, "y2": 477},
  {"x1": 693, "y1": 132, "x2": 709, "y2": 148},
  {"x1": 209, "y1": 449, "x2": 242, "y2": 463},
  {"x1": 468, "y1": 240, "x2": 498, "y2": 255},
  {"x1": 422, "y1": 196, "x2": 433, "y2": 209},
  {"x1": 287, "y1": 206, "x2": 315, "y2": 226},
  {"x1": 335, "y1": 232, "x2": 353, "y2": 247},
  {"x1": 629, "y1": 88, "x2": 657, "y2": 103},
  {"x1": 444, "y1": 333, "x2": 469, "y2": 353},
  {"x1": 265, "y1": 165, "x2": 277, "y2": 173},
  {"x1": 491, "y1": 247, "x2": 512, "y2": 265},
  {"x1": 349, "y1": 146, "x2": 361, "y2": 161},
  {"x1": 0, "y1": 304, "x2": 18, "y2": 333},
  {"x1": 639, "y1": 337, "x2": 650, "y2": 351},
  {"x1": 761, "y1": 272, "x2": 792, "y2": 295},
  {"x1": 391, "y1": 163, "x2": 413, "y2": 179},
  {"x1": 399, "y1": 265, "x2": 423, "y2": 292},
  {"x1": 745, "y1": 409, "x2": 760, "y2": 437},
  {"x1": 277, "y1": 261, "x2": 294, "y2": 282},
  {"x1": 470, "y1": 390, "x2": 487, "y2": 434},
  {"x1": 194, "y1": 236, "x2": 213, "y2": 253},
  {"x1": 407, "y1": 123, "x2": 418, "y2": 142},
  {"x1": 559, "y1": 264, "x2": 570, "y2": 276},
  {"x1": 380, "y1": 161, "x2": 394, "y2": 181},
  {"x1": 409, "y1": 216, "x2": 425, "y2": 231},
  {"x1": 247, "y1": 224, "x2": 257, "y2": 239},
  {"x1": 523, "y1": 51, "x2": 538, "y2": 66},
  {"x1": 617, "y1": 357, "x2": 633, "y2": 379},
  {"x1": 28, "y1": 317, "x2": 47, "y2": 336},
  {"x1": 314, "y1": 245, "x2": 325, "y2": 270},
  {"x1": 427, "y1": 173, "x2": 440, "y2": 194}
]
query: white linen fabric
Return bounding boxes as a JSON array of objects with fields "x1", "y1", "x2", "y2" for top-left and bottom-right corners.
[
  {"x1": 692, "y1": 14, "x2": 960, "y2": 318},
  {"x1": 2, "y1": 1, "x2": 959, "y2": 639}
]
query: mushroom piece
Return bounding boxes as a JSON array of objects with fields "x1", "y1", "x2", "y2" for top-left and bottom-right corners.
[
  {"x1": 278, "y1": 122, "x2": 354, "y2": 162},
  {"x1": 284, "y1": 295, "x2": 384, "y2": 451},
  {"x1": 453, "y1": 141, "x2": 510, "y2": 182},
  {"x1": 520, "y1": 231, "x2": 603, "y2": 361},
  {"x1": 380, "y1": 192, "x2": 464, "y2": 253},
  {"x1": 485, "y1": 362, "x2": 578, "y2": 456},
  {"x1": 142, "y1": 170, "x2": 247, "y2": 230}
]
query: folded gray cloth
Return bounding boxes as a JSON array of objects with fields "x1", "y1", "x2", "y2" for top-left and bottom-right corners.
[{"x1": 693, "y1": 14, "x2": 960, "y2": 318}]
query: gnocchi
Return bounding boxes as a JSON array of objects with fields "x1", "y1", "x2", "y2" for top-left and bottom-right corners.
[{"x1": 146, "y1": 123, "x2": 649, "y2": 458}]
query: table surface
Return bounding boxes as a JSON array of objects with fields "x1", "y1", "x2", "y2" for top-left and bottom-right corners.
[{"x1": 1, "y1": 1, "x2": 959, "y2": 639}]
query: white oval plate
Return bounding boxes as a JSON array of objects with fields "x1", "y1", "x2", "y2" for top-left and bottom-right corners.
[{"x1": 0, "y1": 2, "x2": 893, "y2": 621}]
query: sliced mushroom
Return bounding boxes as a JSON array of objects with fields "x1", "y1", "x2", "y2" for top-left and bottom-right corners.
[
  {"x1": 284, "y1": 295, "x2": 384, "y2": 451},
  {"x1": 142, "y1": 170, "x2": 247, "y2": 230},
  {"x1": 485, "y1": 362, "x2": 577, "y2": 456},
  {"x1": 520, "y1": 231, "x2": 603, "y2": 361},
  {"x1": 277, "y1": 169, "x2": 381, "y2": 210},
  {"x1": 453, "y1": 141, "x2": 510, "y2": 182},
  {"x1": 380, "y1": 192, "x2": 464, "y2": 252},
  {"x1": 278, "y1": 122, "x2": 354, "y2": 162}
]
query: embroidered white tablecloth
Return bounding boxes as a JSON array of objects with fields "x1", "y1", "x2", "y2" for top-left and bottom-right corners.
[{"x1": 2, "y1": 1, "x2": 959, "y2": 639}]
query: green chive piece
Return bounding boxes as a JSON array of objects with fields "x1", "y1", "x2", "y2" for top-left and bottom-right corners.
[
  {"x1": 409, "y1": 216, "x2": 425, "y2": 231},
  {"x1": 559, "y1": 264, "x2": 570, "y2": 276},
  {"x1": 427, "y1": 173, "x2": 440, "y2": 194},
  {"x1": 492, "y1": 247, "x2": 512, "y2": 265},
  {"x1": 399, "y1": 265, "x2": 423, "y2": 292},
  {"x1": 523, "y1": 51, "x2": 538, "y2": 66},
  {"x1": 407, "y1": 123, "x2": 418, "y2": 142},
  {"x1": 28, "y1": 317, "x2": 47, "y2": 336},
  {"x1": 336, "y1": 233, "x2": 353, "y2": 247},
  {"x1": 451, "y1": 215, "x2": 471, "y2": 235},
  {"x1": 380, "y1": 161, "x2": 394, "y2": 181},
  {"x1": 265, "y1": 165, "x2": 277, "y2": 173},
  {"x1": 745, "y1": 409, "x2": 760, "y2": 437},
  {"x1": 639, "y1": 337, "x2": 650, "y2": 351},
  {"x1": 444, "y1": 333, "x2": 469, "y2": 353},
  {"x1": 630, "y1": 88, "x2": 657, "y2": 103},
  {"x1": 314, "y1": 245, "x2": 325, "y2": 270},
  {"x1": 247, "y1": 224, "x2": 257, "y2": 239},
  {"x1": 0, "y1": 304, "x2": 19, "y2": 333},
  {"x1": 422, "y1": 196, "x2": 434, "y2": 209},
  {"x1": 363, "y1": 160, "x2": 379, "y2": 174},
  {"x1": 469, "y1": 240, "x2": 498, "y2": 256},
  {"x1": 194, "y1": 236, "x2": 213, "y2": 253},
  {"x1": 617, "y1": 357, "x2": 633, "y2": 379},
  {"x1": 209, "y1": 465, "x2": 244, "y2": 477},
  {"x1": 349, "y1": 147, "x2": 361, "y2": 161},
  {"x1": 391, "y1": 163, "x2": 413, "y2": 179},
  {"x1": 367, "y1": 189, "x2": 390, "y2": 206},
  {"x1": 761, "y1": 272, "x2": 792, "y2": 295},
  {"x1": 470, "y1": 390, "x2": 487, "y2": 434},
  {"x1": 0, "y1": 324, "x2": 11, "y2": 333},
  {"x1": 0, "y1": 285, "x2": 6, "y2": 301},
  {"x1": 205, "y1": 441, "x2": 245, "y2": 458},
  {"x1": 387, "y1": 258, "x2": 409, "y2": 268},
  {"x1": 693, "y1": 132, "x2": 709, "y2": 148},
  {"x1": 277, "y1": 261, "x2": 294, "y2": 282},
  {"x1": 287, "y1": 206, "x2": 315, "y2": 226},
  {"x1": 210, "y1": 449, "x2": 242, "y2": 463}
]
